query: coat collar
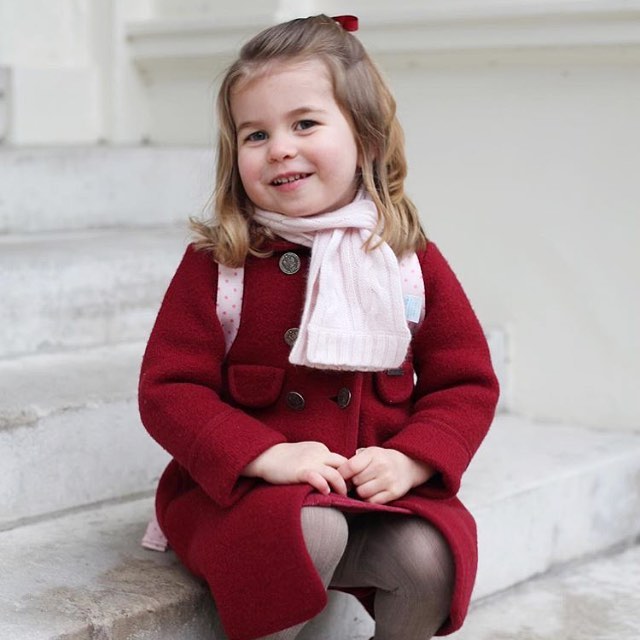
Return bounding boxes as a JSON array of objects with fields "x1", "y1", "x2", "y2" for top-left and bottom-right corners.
[{"x1": 262, "y1": 237, "x2": 310, "y2": 254}]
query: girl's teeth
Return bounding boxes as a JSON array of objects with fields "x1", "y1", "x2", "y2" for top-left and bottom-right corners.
[{"x1": 273, "y1": 174, "x2": 305, "y2": 185}]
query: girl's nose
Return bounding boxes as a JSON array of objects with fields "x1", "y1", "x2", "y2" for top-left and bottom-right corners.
[{"x1": 267, "y1": 134, "x2": 297, "y2": 162}]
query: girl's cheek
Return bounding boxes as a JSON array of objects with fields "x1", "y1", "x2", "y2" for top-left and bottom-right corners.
[{"x1": 236, "y1": 155, "x2": 251, "y2": 181}]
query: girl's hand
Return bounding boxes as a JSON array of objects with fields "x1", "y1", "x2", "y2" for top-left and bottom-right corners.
[
  {"x1": 338, "y1": 447, "x2": 434, "y2": 505},
  {"x1": 242, "y1": 442, "x2": 349, "y2": 496}
]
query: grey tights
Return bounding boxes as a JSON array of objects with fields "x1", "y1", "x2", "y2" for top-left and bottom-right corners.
[
  {"x1": 262, "y1": 507, "x2": 455, "y2": 640},
  {"x1": 260, "y1": 507, "x2": 349, "y2": 639}
]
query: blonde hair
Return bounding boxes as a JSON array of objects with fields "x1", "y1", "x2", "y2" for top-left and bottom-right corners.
[{"x1": 192, "y1": 14, "x2": 426, "y2": 266}]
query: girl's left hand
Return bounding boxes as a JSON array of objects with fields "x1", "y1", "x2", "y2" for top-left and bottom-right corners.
[{"x1": 338, "y1": 447, "x2": 434, "y2": 505}]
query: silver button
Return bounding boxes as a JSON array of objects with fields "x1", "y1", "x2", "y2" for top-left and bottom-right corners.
[
  {"x1": 286, "y1": 391, "x2": 305, "y2": 411},
  {"x1": 284, "y1": 327, "x2": 299, "y2": 347},
  {"x1": 336, "y1": 387, "x2": 352, "y2": 409},
  {"x1": 279, "y1": 252, "x2": 301, "y2": 275}
]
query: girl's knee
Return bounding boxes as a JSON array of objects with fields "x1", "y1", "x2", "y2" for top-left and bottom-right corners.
[
  {"x1": 382, "y1": 518, "x2": 455, "y2": 601},
  {"x1": 300, "y1": 507, "x2": 349, "y2": 575}
]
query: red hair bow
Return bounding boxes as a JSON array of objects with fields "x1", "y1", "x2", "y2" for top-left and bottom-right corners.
[{"x1": 332, "y1": 15, "x2": 359, "y2": 32}]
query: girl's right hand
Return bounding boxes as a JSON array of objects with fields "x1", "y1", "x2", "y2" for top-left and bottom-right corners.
[{"x1": 242, "y1": 442, "x2": 349, "y2": 496}]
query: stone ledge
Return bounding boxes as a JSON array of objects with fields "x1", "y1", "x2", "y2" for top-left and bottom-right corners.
[
  {"x1": 126, "y1": 2, "x2": 640, "y2": 74},
  {"x1": 1, "y1": 415, "x2": 639, "y2": 638},
  {"x1": 448, "y1": 544, "x2": 640, "y2": 639},
  {"x1": 0, "y1": 227, "x2": 188, "y2": 358},
  {"x1": 0, "y1": 147, "x2": 212, "y2": 234},
  {"x1": 0, "y1": 342, "x2": 170, "y2": 530},
  {"x1": 461, "y1": 415, "x2": 640, "y2": 597},
  {"x1": 0, "y1": 342, "x2": 145, "y2": 431},
  {"x1": 0, "y1": 498, "x2": 221, "y2": 640}
]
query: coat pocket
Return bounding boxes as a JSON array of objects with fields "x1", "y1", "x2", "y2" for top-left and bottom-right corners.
[
  {"x1": 227, "y1": 364, "x2": 285, "y2": 408},
  {"x1": 373, "y1": 361, "x2": 415, "y2": 405}
]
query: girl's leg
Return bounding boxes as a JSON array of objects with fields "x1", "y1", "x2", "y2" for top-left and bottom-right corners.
[
  {"x1": 330, "y1": 514, "x2": 455, "y2": 640},
  {"x1": 259, "y1": 506, "x2": 349, "y2": 640}
]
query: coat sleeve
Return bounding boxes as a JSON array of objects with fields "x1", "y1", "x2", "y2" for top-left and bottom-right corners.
[
  {"x1": 138, "y1": 245, "x2": 287, "y2": 508},
  {"x1": 383, "y1": 242, "x2": 499, "y2": 498}
]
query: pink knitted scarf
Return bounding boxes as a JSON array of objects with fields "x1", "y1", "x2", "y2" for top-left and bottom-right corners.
[{"x1": 253, "y1": 192, "x2": 411, "y2": 371}]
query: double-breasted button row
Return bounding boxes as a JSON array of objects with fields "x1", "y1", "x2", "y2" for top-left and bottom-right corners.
[
  {"x1": 285, "y1": 387, "x2": 352, "y2": 411},
  {"x1": 279, "y1": 252, "x2": 301, "y2": 275}
]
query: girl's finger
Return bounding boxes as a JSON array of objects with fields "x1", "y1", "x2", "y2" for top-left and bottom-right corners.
[
  {"x1": 303, "y1": 470, "x2": 331, "y2": 495},
  {"x1": 325, "y1": 452, "x2": 349, "y2": 468},
  {"x1": 323, "y1": 467, "x2": 348, "y2": 495},
  {"x1": 355, "y1": 477, "x2": 384, "y2": 500},
  {"x1": 338, "y1": 450, "x2": 371, "y2": 480},
  {"x1": 365, "y1": 489, "x2": 395, "y2": 505},
  {"x1": 351, "y1": 466, "x2": 377, "y2": 487}
]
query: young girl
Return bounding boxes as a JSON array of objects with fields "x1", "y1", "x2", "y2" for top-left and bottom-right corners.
[{"x1": 139, "y1": 14, "x2": 499, "y2": 640}]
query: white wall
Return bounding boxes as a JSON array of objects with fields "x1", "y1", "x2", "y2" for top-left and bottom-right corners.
[
  {"x1": 387, "y1": 50, "x2": 640, "y2": 430},
  {"x1": 0, "y1": 0, "x2": 156, "y2": 144},
  {"x1": 0, "y1": 0, "x2": 100, "y2": 143}
]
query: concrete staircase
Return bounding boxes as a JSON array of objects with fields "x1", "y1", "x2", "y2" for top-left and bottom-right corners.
[
  {"x1": 449, "y1": 544, "x2": 640, "y2": 640},
  {"x1": 1, "y1": 146, "x2": 639, "y2": 639}
]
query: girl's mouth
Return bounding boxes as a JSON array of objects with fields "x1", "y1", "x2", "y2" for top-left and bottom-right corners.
[{"x1": 270, "y1": 173, "x2": 311, "y2": 186}]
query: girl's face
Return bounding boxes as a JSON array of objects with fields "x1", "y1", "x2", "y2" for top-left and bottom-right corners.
[{"x1": 231, "y1": 59, "x2": 359, "y2": 217}]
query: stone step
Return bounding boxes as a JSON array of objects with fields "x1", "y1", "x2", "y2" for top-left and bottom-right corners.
[
  {"x1": 448, "y1": 544, "x2": 640, "y2": 640},
  {"x1": 0, "y1": 497, "x2": 219, "y2": 640},
  {"x1": 0, "y1": 227, "x2": 187, "y2": 359},
  {"x1": 1, "y1": 418, "x2": 638, "y2": 638},
  {"x1": 0, "y1": 329, "x2": 507, "y2": 528},
  {"x1": 460, "y1": 415, "x2": 640, "y2": 599},
  {"x1": 0, "y1": 341, "x2": 169, "y2": 530},
  {"x1": 0, "y1": 147, "x2": 212, "y2": 234}
]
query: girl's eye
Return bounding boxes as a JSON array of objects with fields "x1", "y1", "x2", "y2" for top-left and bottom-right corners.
[
  {"x1": 296, "y1": 120, "x2": 317, "y2": 131},
  {"x1": 246, "y1": 131, "x2": 267, "y2": 142}
]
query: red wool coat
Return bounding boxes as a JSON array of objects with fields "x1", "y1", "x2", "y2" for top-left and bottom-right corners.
[{"x1": 138, "y1": 239, "x2": 499, "y2": 640}]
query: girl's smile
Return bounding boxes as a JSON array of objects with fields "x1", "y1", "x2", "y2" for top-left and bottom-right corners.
[
  {"x1": 270, "y1": 172, "x2": 312, "y2": 188},
  {"x1": 231, "y1": 59, "x2": 360, "y2": 217}
]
